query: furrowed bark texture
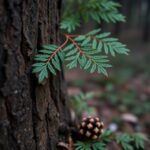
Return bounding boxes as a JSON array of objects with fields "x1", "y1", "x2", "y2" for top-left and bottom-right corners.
[{"x1": 0, "y1": 0, "x2": 70, "y2": 150}]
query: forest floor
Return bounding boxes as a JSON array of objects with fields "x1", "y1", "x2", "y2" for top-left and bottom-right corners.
[{"x1": 65, "y1": 27, "x2": 150, "y2": 149}]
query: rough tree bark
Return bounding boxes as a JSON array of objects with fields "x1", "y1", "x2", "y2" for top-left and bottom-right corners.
[{"x1": 0, "y1": 0, "x2": 71, "y2": 150}]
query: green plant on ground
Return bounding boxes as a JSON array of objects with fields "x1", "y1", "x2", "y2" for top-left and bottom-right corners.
[
  {"x1": 75, "y1": 130, "x2": 146, "y2": 150},
  {"x1": 70, "y1": 92, "x2": 99, "y2": 115}
]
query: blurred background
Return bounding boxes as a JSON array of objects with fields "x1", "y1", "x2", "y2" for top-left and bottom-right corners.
[{"x1": 64, "y1": 0, "x2": 150, "y2": 148}]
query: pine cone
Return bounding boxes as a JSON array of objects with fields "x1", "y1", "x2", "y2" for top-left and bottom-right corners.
[{"x1": 78, "y1": 116, "x2": 104, "y2": 140}]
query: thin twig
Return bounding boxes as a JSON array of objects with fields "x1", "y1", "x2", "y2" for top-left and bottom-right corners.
[
  {"x1": 47, "y1": 37, "x2": 69, "y2": 62},
  {"x1": 66, "y1": 35, "x2": 85, "y2": 55}
]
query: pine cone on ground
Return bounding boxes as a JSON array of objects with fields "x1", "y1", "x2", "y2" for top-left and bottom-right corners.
[{"x1": 78, "y1": 116, "x2": 104, "y2": 140}]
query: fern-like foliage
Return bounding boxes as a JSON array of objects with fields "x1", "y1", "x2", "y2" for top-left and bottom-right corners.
[
  {"x1": 32, "y1": 44, "x2": 65, "y2": 82},
  {"x1": 61, "y1": 0, "x2": 125, "y2": 32},
  {"x1": 70, "y1": 92, "x2": 98, "y2": 114},
  {"x1": 116, "y1": 133, "x2": 146, "y2": 150},
  {"x1": 32, "y1": 29, "x2": 129, "y2": 82},
  {"x1": 74, "y1": 130, "x2": 146, "y2": 150},
  {"x1": 74, "y1": 130, "x2": 112, "y2": 150},
  {"x1": 74, "y1": 141, "x2": 106, "y2": 150},
  {"x1": 117, "y1": 134, "x2": 134, "y2": 150}
]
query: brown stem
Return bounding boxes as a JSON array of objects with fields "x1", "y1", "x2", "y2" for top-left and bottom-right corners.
[
  {"x1": 67, "y1": 35, "x2": 102, "y2": 67},
  {"x1": 67, "y1": 34, "x2": 79, "y2": 37},
  {"x1": 66, "y1": 35, "x2": 85, "y2": 55},
  {"x1": 46, "y1": 33, "x2": 92, "y2": 63},
  {"x1": 47, "y1": 37, "x2": 69, "y2": 62}
]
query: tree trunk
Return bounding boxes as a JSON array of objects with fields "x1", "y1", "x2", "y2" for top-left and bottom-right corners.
[
  {"x1": 0, "y1": 0, "x2": 71, "y2": 150},
  {"x1": 143, "y1": 0, "x2": 150, "y2": 42}
]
